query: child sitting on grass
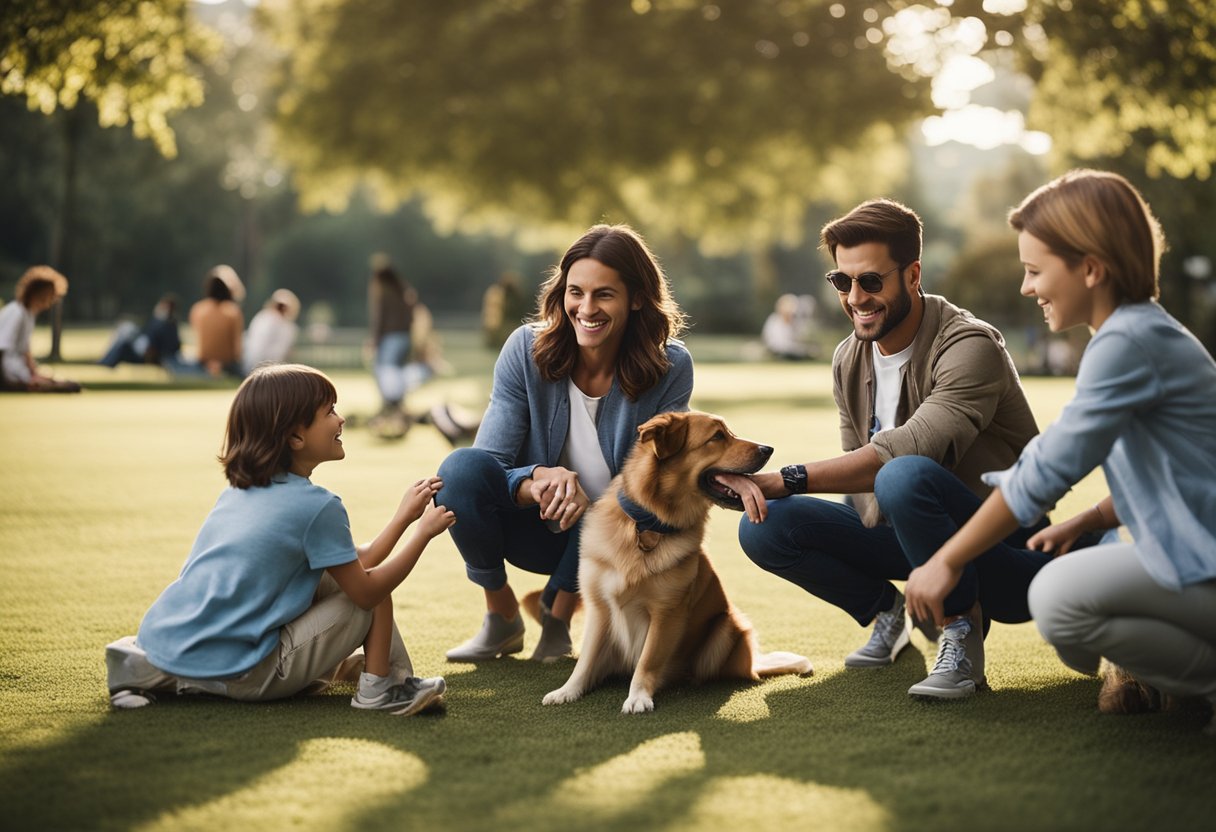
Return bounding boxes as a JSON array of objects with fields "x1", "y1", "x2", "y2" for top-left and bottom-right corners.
[{"x1": 106, "y1": 363, "x2": 456, "y2": 715}]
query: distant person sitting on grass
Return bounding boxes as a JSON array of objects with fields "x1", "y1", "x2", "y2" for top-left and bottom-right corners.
[
  {"x1": 105, "y1": 363, "x2": 457, "y2": 715},
  {"x1": 189, "y1": 265, "x2": 245, "y2": 378},
  {"x1": 99, "y1": 294, "x2": 185, "y2": 372},
  {"x1": 905, "y1": 170, "x2": 1216, "y2": 735},
  {"x1": 242, "y1": 288, "x2": 301, "y2": 375},
  {"x1": 0, "y1": 265, "x2": 80, "y2": 393}
]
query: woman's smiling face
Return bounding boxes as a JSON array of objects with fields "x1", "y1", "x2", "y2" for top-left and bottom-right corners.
[
  {"x1": 1018, "y1": 231, "x2": 1093, "y2": 332},
  {"x1": 564, "y1": 258, "x2": 641, "y2": 356}
]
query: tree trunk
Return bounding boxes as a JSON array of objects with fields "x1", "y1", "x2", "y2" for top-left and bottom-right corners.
[{"x1": 47, "y1": 108, "x2": 84, "y2": 361}]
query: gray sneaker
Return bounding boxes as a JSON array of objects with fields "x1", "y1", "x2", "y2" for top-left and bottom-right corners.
[
  {"x1": 530, "y1": 611, "x2": 573, "y2": 663},
  {"x1": 352, "y1": 675, "x2": 446, "y2": 715},
  {"x1": 844, "y1": 590, "x2": 910, "y2": 667},
  {"x1": 908, "y1": 611, "x2": 987, "y2": 699},
  {"x1": 445, "y1": 612, "x2": 525, "y2": 662}
]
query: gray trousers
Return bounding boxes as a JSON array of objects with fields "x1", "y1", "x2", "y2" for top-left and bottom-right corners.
[
  {"x1": 1028, "y1": 543, "x2": 1216, "y2": 702},
  {"x1": 106, "y1": 575, "x2": 413, "y2": 701}
]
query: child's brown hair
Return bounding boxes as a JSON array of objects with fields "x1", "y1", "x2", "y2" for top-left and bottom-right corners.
[
  {"x1": 15, "y1": 265, "x2": 68, "y2": 306},
  {"x1": 220, "y1": 364, "x2": 338, "y2": 488}
]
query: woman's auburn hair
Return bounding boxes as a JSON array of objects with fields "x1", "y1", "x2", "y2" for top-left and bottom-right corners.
[
  {"x1": 1008, "y1": 169, "x2": 1165, "y2": 303},
  {"x1": 530, "y1": 224, "x2": 687, "y2": 401},
  {"x1": 220, "y1": 364, "x2": 337, "y2": 489}
]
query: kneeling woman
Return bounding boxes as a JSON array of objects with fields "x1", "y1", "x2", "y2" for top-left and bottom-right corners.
[
  {"x1": 438, "y1": 225, "x2": 692, "y2": 662},
  {"x1": 905, "y1": 170, "x2": 1216, "y2": 733}
]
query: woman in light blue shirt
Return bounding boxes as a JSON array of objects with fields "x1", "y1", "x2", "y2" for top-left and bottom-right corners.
[
  {"x1": 437, "y1": 225, "x2": 693, "y2": 663},
  {"x1": 906, "y1": 170, "x2": 1216, "y2": 734}
]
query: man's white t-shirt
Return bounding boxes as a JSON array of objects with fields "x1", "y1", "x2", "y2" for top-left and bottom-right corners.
[{"x1": 871, "y1": 340, "x2": 914, "y2": 436}]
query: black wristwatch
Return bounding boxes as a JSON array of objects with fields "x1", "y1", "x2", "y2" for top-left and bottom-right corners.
[{"x1": 780, "y1": 464, "x2": 808, "y2": 495}]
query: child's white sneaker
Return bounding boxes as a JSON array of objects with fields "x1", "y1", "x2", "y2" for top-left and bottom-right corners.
[
  {"x1": 352, "y1": 676, "x2": 446, "y2": 716},
  {"x1": 110, "y1": 688, "x2": 156, "y2": 709}
]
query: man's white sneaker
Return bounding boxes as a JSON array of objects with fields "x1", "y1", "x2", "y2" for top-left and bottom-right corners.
[{"x1": 908, "y1": 609, "x2": 987, "y2": 700}]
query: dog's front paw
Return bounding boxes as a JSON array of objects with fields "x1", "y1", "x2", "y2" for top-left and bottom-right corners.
[
  {"x1": 542, "y1": 686, "x2": 582, "y2": 706},
  {"x1": 621, "y1": 692, "x2": 654, "y2": 714}
]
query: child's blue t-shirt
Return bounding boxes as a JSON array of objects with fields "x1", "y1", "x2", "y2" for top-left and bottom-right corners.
[{"x1": 137, "y1": 473, "x2": 359, "y2": 679}]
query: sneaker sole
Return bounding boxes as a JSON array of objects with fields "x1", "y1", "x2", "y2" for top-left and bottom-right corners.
[
  {"x1": 390, "y1": 683, "x2": 446, "y2": 717},
  {"x1": 907, "y1": 677, "x2": 987, "y2": 700},
  {"x1": 842, "y1": 628, "x2": 910, "y2": 668},
  {"x1": 110, "y1": 689, "x2": 155, "y2": 709}
]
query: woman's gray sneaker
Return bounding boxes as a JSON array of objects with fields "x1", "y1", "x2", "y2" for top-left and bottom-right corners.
[
  {"x1": 445, "y1": 613, "x2": 525, "y2": 662},
  {"x1": 530, "y1": 612, "x2": 572, "y2": 662}
]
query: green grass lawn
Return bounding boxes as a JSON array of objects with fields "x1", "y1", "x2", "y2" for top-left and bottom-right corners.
[{"x1": 2, "y1": 329, "x2": 1212, "y2": 832}]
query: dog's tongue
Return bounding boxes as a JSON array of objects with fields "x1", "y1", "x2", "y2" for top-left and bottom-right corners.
[{"x1": 711, "y1": 474, "x2": 739, "y2": 498}]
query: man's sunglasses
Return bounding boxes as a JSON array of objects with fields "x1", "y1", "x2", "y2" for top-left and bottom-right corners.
[{"x1": 825, "y1": 264, "x2": 906, "y2": 294}]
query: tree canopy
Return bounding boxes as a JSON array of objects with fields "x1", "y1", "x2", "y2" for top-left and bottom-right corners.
[
  {"x1": 0, "y1": 0, "x2": 217, "y2": 157},
  {"x1": 261, "y1": 0, "x2": 936, "y2": 250},
  {"x1": 1018, "y1": 0, "x2": 1216, "y2": 180}
]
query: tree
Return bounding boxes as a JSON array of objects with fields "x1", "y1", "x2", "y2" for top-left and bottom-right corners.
[
  {"x1": 1005, "y1": 0, "x2": 1216, "y2": 348},
  {"x1": 1015, "y1": 0, "x2": 1216, "y2": 181},
  {"x1": 2, "y1": 0, "x2": 218, "y2": 353},
  {"x1": 260, "y1": 0, "x2": 935, "y2": 252},
  {"x1": 1, "y1": 0, "x2": 217, "y2": 157}
]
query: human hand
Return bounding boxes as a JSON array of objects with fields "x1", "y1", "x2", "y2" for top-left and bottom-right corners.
[
  {"x1": 712, "y1": 472, "x2": 769, "y2": 523},
  {"x1": 529, "y1": 467, "x2": 589, "y2": 531},
  {"x1": 904, "y1": 557, "x2": 962, "y2": 628},
  {"x1": 398, "y1": 476, "x2": 443, "y2": 524},
  {"x1": 1027, "y1": 518, "x2": 1084, "y2": 557},
  {"x1": 415, "y1": 502, "x2": 456, "y2": 539}
]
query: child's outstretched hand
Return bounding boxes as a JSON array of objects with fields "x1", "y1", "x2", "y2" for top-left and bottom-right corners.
[
  {"x1": 398, "y1": 476, "x2": 443, "y2": 524},
  {"x1": 416, "y1": 502, "x2": 456, "y2": 540}
]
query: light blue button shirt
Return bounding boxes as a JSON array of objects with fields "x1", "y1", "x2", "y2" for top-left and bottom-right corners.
[{"x1": 984, "y1": 301, "x2": 1216, "y2": 590}]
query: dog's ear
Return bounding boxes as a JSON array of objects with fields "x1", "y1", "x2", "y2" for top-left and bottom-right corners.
[{"x1": 637, "y1": 413, "x2": 690, "y2": 461}]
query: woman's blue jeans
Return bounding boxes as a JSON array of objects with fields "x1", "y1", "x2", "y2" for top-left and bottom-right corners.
[
  {"x1": 436, "y1": 447, "x2": 580, "y2": 602},
  {"x1": 737, "y1": 455, "x2": 1055, "y2": 631}
]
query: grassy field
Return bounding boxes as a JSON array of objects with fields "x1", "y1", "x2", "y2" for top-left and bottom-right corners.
[{"x1": 1, "y1": 328, "x2": 1212, "y2": 832}]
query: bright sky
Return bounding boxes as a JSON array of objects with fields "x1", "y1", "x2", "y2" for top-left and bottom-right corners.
[{"x1": 885, "y1": 0, "x2": 1050, "y2": 154}]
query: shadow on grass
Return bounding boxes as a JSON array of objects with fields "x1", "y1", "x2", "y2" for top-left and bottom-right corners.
[{"x1": 3, "y1": 650, "x2": 1213, "y2": 831}]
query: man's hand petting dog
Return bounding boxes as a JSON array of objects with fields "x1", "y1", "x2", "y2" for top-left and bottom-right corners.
[{"x1": 712, "y1": 472, "x2": 769, "y2": 523}]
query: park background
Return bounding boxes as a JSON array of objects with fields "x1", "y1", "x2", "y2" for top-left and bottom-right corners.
[{"x1": 2, "y1": 1, "x2": 1215, "y2": 831}]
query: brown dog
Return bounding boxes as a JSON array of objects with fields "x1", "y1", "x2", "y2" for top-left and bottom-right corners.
[{"x1": 542, "y1": 411, "x2": 812, "y2": 713}]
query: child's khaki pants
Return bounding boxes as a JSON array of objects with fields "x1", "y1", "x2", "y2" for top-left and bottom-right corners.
[{"x1": 106, "y1": 575, "x2": 413, "y2": 701}]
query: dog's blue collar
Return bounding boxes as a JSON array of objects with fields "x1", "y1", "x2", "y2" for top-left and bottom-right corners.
[{"x1": 617, "y1": 491, "x2": 682, "y2": 536}]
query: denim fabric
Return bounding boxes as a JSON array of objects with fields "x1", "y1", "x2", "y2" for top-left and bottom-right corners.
[
  {"x1": 739, "y1": 455, "x2": 1074, "y2": 632},
  {"x1": 473, "y1": 325, "x2": 694, "y2": 499},
  {"x1": 738, "y1": 495, "x2": 907, "y2": 627},
  {"x1": 984, "y1": 301, "x2": 1216, "y2": 591},
  {"x1": 875, "y1": 455, "x2": 1054, "y2": 622},
  {"x1": 437, "y1": 447, "x2": 581, "y2": 596},
  {"x1": 374, "y1": 332, "x2": 412, "y2": 404}
]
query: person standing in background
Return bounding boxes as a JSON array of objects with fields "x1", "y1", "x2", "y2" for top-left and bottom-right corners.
[{"x1": 367, "y1": 259, "x2": 416, "y2": 438}]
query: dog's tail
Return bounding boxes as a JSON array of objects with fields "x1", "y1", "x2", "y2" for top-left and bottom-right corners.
[
  {"x1": 753, "y1": 651, "x2": 813, "y2": 678},
  {"x1": 520, "y1": 589, "x2": 583, "y2": 624}
]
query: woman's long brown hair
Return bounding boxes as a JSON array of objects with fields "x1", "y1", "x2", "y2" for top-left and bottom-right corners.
[{"x1": 531, "y1": 224, "x2": 686, "y2": 400}]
